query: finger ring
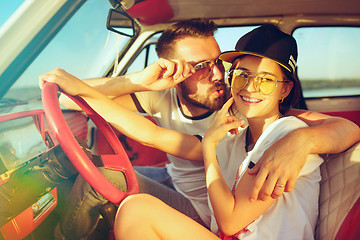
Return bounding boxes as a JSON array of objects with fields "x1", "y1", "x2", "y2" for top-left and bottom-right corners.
[{"x1": 276, "y1": 184, "x2": 285, "y2": 188}]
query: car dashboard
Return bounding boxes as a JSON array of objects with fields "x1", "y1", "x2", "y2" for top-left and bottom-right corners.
[{"x1": 0, "y1": 110, "x2": 86, "y2": 239}]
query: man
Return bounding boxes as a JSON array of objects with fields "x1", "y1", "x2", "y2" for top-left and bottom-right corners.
[{"x1": 52, "y1": 19, "x2": 359, "y2": 239}]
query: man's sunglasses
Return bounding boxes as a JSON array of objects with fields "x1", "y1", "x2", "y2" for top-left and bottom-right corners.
[{"x1": 193, "y1": 58, "x2": 225, "y2": 80}]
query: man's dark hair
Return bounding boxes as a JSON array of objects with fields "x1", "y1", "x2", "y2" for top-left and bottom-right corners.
[{"x1": 156, "y1": 18, "x2": 218, "y2": 59}]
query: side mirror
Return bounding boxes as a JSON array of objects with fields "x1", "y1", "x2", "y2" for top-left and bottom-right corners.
[{"x1": 106, "y1": 8, "x2": 137, "y2": 37}]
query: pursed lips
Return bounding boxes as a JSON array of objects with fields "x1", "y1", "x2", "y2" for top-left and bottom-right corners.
[{"x1": 211, "y1": 83, "x2": 226, "y2": 97}]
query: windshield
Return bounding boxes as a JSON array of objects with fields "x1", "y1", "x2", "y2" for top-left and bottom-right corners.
[{"x1": 0, "y1": 0, "x2": 132, "y2": 114}]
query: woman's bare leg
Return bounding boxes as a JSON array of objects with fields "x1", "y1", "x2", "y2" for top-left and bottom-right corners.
[{"x1": 114, "y1": 194, "x2": 220, "y2": 240}]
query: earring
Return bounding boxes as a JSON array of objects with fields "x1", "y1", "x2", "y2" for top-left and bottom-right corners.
[{"x1": 279, "y1": 98, "x2": 284, "y2": 103}]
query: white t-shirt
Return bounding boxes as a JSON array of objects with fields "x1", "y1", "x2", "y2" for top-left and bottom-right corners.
[
  {"x1": 211, "y1": 116, "x2": 323, "y2": 239},
  {"x1": 135, "y1": 88, "x2": 218, "y2": 226}
]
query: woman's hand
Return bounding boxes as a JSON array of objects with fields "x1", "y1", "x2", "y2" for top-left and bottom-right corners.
[
  {"x1": 203, "y1": 97, "x2": 245, "y2": 146},
  {"x1": 132, "y1": 58, "x2": 195, "y2": 91}
]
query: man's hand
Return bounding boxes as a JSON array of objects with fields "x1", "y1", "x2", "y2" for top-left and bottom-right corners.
[
  {"x1": 247, "y1": 129, "x2": 309, "y2": 202},
  {"x1": 39, "y1": 68, "x2": 86, "y2": 96},
  {"x1": 133, "y1": 58, "x2": 195, "y2": 91}
]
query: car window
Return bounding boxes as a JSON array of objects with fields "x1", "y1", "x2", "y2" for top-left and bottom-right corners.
[
  {"x1": 215, "y1": 26, "x2": 258, "y2": 52},
  {"x1": 147, "y1": 44, "x2": 159, "y2": 66},
  {"x1": 1, "y1": 0, "x2": 131, "y2": 114},
  {"x1": 126, "y1": 44, "x2": 158, "y2": 74},
  {"x1": 126, "y1": 33, "x2": 159, "y2": 74},
  {"x1": 293, "y1": 27, "x2": 360, "y2": 98}
]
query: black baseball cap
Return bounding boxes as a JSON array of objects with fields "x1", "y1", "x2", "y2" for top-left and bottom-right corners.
[{"x1": 219, "y1": 24, "x2": 298, "y2": 74}]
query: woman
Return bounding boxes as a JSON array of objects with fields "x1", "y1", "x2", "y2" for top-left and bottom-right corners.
[{"x1": 203, "y1": 24, "x2": 322, "y2": 239}]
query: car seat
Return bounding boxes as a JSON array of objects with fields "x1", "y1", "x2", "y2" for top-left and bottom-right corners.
[{"x1": 315, "y1": 141, "x2": 360, "y2": 240}]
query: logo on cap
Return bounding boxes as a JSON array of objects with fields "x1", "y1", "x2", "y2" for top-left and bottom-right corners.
[{"x1": 288, "y1": 55, "x2": 296, "y2": 73}]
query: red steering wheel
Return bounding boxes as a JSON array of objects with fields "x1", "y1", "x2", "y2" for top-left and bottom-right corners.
[{"x1": 42, "y1": 82, "x2": 138, "y2": 205}]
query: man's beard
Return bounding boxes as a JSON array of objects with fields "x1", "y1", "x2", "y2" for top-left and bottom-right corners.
[{"x1": 179, "y1": 81, "x2": 227, "y2": 111}]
